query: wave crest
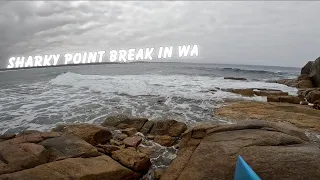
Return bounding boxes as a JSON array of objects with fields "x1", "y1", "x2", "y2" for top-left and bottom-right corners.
[{"x1": 50, "y1": 72, "x2": 297, "y2": 99}]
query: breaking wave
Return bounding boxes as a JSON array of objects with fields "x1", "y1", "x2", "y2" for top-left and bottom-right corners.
[{"x1": 0, "y1": 71, "x2": 298, "y2": 134}]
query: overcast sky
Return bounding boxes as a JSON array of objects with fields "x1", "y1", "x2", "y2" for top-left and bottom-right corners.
[{"x1": 0, "y1": 1, "x2": 319, "y2": 68}]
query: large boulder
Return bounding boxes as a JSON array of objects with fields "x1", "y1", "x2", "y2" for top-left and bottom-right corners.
[
  {"x1": 301, "y1": 61, "x2": 314, "y2": 75},
  {"x1": 111, "y1": 148, "x2": 151, "y2": 172},
  {"x1": 161, "y1": 121, "x2": 320, "y2": 180},
  {"x1": 283, "y1": 79, "x2": 298, "y2": 87},
  {"x1": 150, "y1": 120, "x2": 187, "y2": 137},
  {"x1": 297, "y1": 79, "x2": 314, "y2": 88},
  {"x1": 150, "y1": 120, "x2": 176, "y2": 135},
  {"x1": 309, "y1": 57, "x2": 320, "y2": 87},
  {"x1": 296, "y1": 74, "x2": 314, "y2": 88},
  {"x1": 0, "y1": 156, "x2": 140, "y2": 180},
  {"x1": 102, "y1": 115, "x2": 148, "y2": 131},
  {"x1": 51, "y1": 123, "x2": 112, "y2": 146},
  {"x1": 297, "y1": 74, "x2": 310, "y2": 81},
  {"x1": 306, "y1": 90, "x2": 320, "y2": 103},
  {"x1": 168, "y1": 122, "x2": 187, "y2": 137},
  {"x1": 39, "y1": 135, "x2": 100, "y2": 161},
  {"x1": 0, "y1": 143, "x2": 49, "y2": 175}
]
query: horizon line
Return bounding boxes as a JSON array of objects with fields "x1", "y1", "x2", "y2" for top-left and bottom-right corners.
[{"x1": 0, "y1": 61, "x2": 301, "y2": 72}]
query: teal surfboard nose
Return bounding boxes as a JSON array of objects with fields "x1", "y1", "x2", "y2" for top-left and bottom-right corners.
[{"x1": 234, "y1": 155, "x2": 261, "y2": 180}]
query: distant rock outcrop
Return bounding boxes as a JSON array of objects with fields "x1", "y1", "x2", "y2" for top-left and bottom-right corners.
[
  {"x1": 308, "y1": 57, "x2": 320, "y2": 87},
  {"x1": 282, "y1": 57, "x2": 320, "y2": 88},
  {"x1": 267, "y1": 57, "x2": 320, "y2": 88},
  {"x1": 224, "y1": 77, "x2": 247, "y2": 81},
  {"x1": 301, "y1": 61, "x2": 314, "y2": 75},
  {"x1": 267, "y1": 57, "x2": 320, "y2": 107}
]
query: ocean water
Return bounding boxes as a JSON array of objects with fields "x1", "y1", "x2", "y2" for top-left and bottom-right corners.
[{"x1": 0, "y1": 62, "x2": 299, "y2": 134}]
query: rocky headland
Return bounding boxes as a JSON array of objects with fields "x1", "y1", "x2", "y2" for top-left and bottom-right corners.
[{"x1": 1, "y1": 58, "x2": 320, "y2": 180}]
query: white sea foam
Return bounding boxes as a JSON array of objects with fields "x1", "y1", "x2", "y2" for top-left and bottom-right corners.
[
  {"x1": 50, "y1": 72, "x2": 297, "y2": 98},
  {"x1": 0, "y1": 72, "x2": 298, "y2": 134}
]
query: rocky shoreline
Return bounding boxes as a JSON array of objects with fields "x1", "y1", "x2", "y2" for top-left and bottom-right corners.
[
  {"x1": 220, "y1": 57, "x2": 320, "y2": 109},
  {"x1": 0, "y1": 115, "x2": 188, "y2": 180},
  {"x1": 1, "y1": 113, "x2": 319, "y2": 180},
  {"x1": 1, "y1": 58, "x2": 320, "y2": 179}
]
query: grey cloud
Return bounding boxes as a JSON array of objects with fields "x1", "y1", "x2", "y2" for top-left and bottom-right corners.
[{"x1": 0, "y1": 1, "x2": 320, "y2": 68}]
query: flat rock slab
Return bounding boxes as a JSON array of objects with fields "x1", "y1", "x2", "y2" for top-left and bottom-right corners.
[
  {"x1": 216, "y1": 101, "x2": 320, "y2": 132},
  {"x1": 231, "y1": 89, "x2": 255, "y2": 97},
  {"x1": 267, "y1": 95, "x2": 300, "y2": 104},
  {"x1": 0, "y1": 156, "x2": 140, "y2": 180},
  {"x1": 161, "y1": 120, "x2": 320, "y2": 180},
  {"x1": 254, "y1": 90, "x2": 288, "y2": 96},
  {"x1": 39, "y1": 135, "x2": 100, "y2": 161}
]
